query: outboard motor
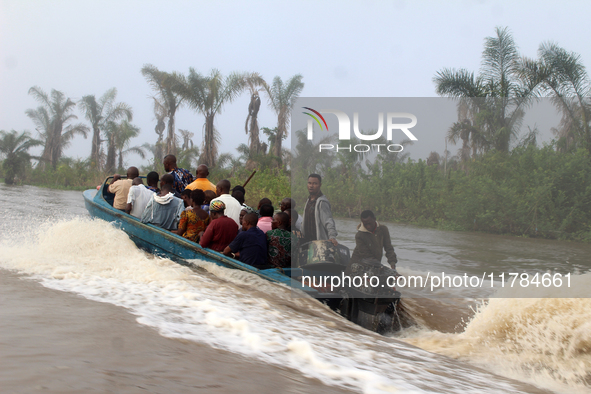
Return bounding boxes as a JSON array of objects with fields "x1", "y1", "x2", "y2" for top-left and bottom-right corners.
[{"x1": 340, "y1": 258, "x2": 403, "y2": 334}]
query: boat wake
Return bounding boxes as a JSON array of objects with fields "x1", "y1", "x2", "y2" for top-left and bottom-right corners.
[{"x1": 1, "y1": 217, "x2": 586, "y2": 393}]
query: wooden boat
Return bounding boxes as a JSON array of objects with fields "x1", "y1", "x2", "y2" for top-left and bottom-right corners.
[
  {"x1": 84, "y1": 177, "x2": 413, "y2": 333},
  {"x1": 83, "y1": 176, "x2": 315, "y2": 294}
]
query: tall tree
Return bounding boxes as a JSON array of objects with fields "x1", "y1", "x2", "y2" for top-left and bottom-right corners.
[
  {"x1": 0, "y1": 130, "x2": 42, "y2": 184},
  {"x1": 151, "y1": 97, "x2": 168, "y2": 166},
  {"x1": 434, "y1": 27, "x2": 532, "y2": 154},
  {"x1": 173, "y1": 68, "x2": 245, "y2": 167},
  {"x1": 522, "y1": 42, "x2": 591, "y2": 153},
  {"x1": 142, "y1": 64, "x2": 184, "y2": 156},
  {"x1": 265, "y1": 74, "x2": 304, "y2": 161},
  {"x1": 243, "y1": 72, "x2": 268, "y2": 164},
  {"x1": 26, "y1": 87, "x2": 88, "y2": 170},
  {"x1": 78, "y1": 88, "x2": 132, "y2": 170},
  {"x1": 104, "y1": 120, "x2": 144, "y2": 173}
]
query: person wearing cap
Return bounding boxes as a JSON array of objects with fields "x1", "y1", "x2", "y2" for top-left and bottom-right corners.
[{"x1": 199, "y1": 200, "x2": 238, "y2": 252}]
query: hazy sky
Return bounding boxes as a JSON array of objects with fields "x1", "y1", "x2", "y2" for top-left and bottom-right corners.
[{"x1": 1, "y1": 0, "x2": 590, "y2": 167}]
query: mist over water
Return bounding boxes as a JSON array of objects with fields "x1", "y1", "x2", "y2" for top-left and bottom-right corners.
[{"x1": 1, "y1": 184, "x2": 590, "y2": 393}]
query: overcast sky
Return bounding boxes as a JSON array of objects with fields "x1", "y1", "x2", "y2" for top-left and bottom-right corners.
[{"x1": 1, "y1": 0, "x2": 590, "y2": 167}]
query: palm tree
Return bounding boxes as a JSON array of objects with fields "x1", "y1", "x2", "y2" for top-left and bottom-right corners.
[
  {"x1": 265, "y1": 74, "x2": 304, "y2": 162},
  {"x1": 434, "y1": 27, "x2": 532, "y2": 154},
  {"x1": 243, "y1": 72, "x2": 268, "y2": 163},
  {"x1": 142, "y1": 142, "x2": 165, "y2": 174},
  {"x1": 173, "y1": 68, "x2": 245, "y2": 167},
  {"x1": 0, "y1": 130, "x2": 42, "y2": 184},
  {"x1": 178, "y1": 129, "x2": 194, "y2": 151},
  {"x1": 26, "y1": 87, "x2": 89, "y2": 170},
  {"x1": 523, "y1": 42, "x2": 591, "y2": 153},
  {"x1": 292, "y1": 129, "x2": 334, "y2": 175},
  {"x1": 78, "y1": 88, "x2": 132, "y2": 170},
  {"x1": 104, "y1": 120, "x2": 144, "y2": 173},
  {"x1": 176, "y1": 145, "x2": 200, "y2": 171},
  {"x1": 142, "y1": 64, "x2": 184, "y2": 156}
]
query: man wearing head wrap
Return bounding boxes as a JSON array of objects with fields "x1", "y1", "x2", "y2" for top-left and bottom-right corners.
[{"x1": 199, "y1": 200, "x2": 239, "y2": 252}]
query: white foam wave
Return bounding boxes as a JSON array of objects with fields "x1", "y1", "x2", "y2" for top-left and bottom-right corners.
[{"x1": 0, "y1": 217, "x2": 552, "y2": 394}]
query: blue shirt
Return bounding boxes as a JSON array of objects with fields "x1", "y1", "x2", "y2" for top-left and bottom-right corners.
[{"x1": 228, "y1": 226, "x2": 268, "y2": 268}]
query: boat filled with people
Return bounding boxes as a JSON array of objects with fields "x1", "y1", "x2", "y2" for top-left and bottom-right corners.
[{"x1": 83, "y1": 160, "x2": 414, "y2": 334}]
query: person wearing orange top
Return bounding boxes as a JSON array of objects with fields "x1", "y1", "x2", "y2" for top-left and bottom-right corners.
[{"x1": 185, "y1": 164, "x2": 216, "y2": 193}]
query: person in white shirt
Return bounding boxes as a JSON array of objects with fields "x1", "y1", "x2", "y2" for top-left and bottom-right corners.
[
  {"x1": 211, "y1": 179, "x2": 242, "y2": 226},
  {"x1": 126, "y1": 177, "x2": 154, "y2": 219}
]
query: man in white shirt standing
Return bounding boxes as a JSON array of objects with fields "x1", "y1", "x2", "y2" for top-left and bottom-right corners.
[
  {"x1": 211, "y1": 179, "x2": 242, "y2": 226},
  {"x1": 126, "y1": 177, "x2": 154, "y2": 219}
]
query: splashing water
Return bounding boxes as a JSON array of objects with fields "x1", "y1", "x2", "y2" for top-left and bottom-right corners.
[{"x1": 0, "y1": 217, "x2": 552, "y2": 394}]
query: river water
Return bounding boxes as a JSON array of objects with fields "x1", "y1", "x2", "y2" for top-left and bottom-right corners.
[{"x1": 1, "y1": 184, "x2": 590, "y2": 394}]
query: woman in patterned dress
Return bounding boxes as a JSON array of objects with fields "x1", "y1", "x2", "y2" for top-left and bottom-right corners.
[{"x1": 174, "y1": 189, "x2": 210, "y2": 242}]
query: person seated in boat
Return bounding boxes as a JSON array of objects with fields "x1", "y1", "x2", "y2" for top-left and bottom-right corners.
[
  {"x1": 146, "y1": 171, "x2": 160, "y2": 193},
  {"x1": 185, "y1": 164, "x2": 216, "y2": 193},
  {"x1": 231, "y1": 190, "x2": 245, "y2": 207},
  {"x1": 211, "y1": 180, "x2": 242, "y2": 227},
  {"x1": 163, "y1": 154, "x2": 194, "y2": 197},
  {"x1": 202, "y1": 190, "x2": 217, "y2": 213},
  {"x1": 140, "y1": 183, "x2": 184, "y2": 230},
  {"x1": 233, "y1": 185, "x2": 254, "y2": 212},
  {"x1": 108, "y1": 166, "x2": 139, "y2": 211},
  {"x1": 267, "y1": 212, "x2": 291, "y2": 268},
  {"x1": 180, "y1": 189, "x2": 193, "y2": 210},
  {"x1": 287, "y1": 209, "x2": 304, "y2": 266},
  {"x1": 281, "y1": 198, "x2": 302, "y2": 231},
  {"x1": 348, "y1": 210, "x2": 398, "y2": 273},
  {"x1": 173, "y1": 189, "x2": 211, "y2": 243},
  {"x1": 199, "y1": 200, "x2": 238, "y2": 252},
  {"x1": 126, "y1": 177, "x2": 154, "y2": 219},
  {"x1": 223, "y1": 212, "x2": 268, "y2": 268},
  {"x1": 239, "y1": 206, "x2": 256, "y2": 230},
  {"x1": 256, "y1": 198, "x2": 272, "y2": 217},
  {"x1": 257, "y1": 204, "x2": 274, "y2": 234}
]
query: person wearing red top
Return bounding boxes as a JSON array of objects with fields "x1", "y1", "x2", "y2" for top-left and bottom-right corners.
[{"x1": 199, "y1": 200, "x2": 238, "y2": 252}]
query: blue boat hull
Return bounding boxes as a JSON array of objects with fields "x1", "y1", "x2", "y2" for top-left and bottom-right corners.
[{"x1": 83, "y1": 179, "x2": 319, "y2": 296}]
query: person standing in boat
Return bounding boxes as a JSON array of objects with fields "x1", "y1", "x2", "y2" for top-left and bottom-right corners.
[
  {"x1": 301, "y1": 174, "x2": 338, "y2": 246},
  {"x1": 108, "y1": 166, "x2": 139, "y2": 211},
  {"x1": 185, "y1": 164, "x2": 216, "y2": 193},
  {"x1": 163, "y1": 154, "x2": 194, "y2": 197},
  {"x1": 140, "y1": 183, "x2": 184, "y2": 230},
  {"x1": 199, "y1": 201, "x2": 238, "y2": 252}
]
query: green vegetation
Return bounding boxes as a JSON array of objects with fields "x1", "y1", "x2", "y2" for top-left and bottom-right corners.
[
  {"x1": 1, "y1": 26, "x2": 590, "y2": 242},
  {"x1": 292, "y1": 144, "x2": 591, "y2": 241}
]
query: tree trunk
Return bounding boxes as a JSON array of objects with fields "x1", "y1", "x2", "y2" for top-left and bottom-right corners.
[
  {"x1": 106, "y1": 135, "x2": 116, "y2": 174},
  {"x1": 247, "y1": 93, "x2": 261, "y2": 156},
  {"x1": 166, "y1": 106, "x2": 176, "y2": 156},
  {"x1": 201, "y1": 114, "x2": 216, "y2": 167},
  {"x1": 118, "y1": 149, "x2": 123, "y2": 172},
  {"x1": 90, "y1": 125, "x2": 101, "y2": 170},
  {"x1": 273, "y1": 125, "x2": 284, "y2": 160}
]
